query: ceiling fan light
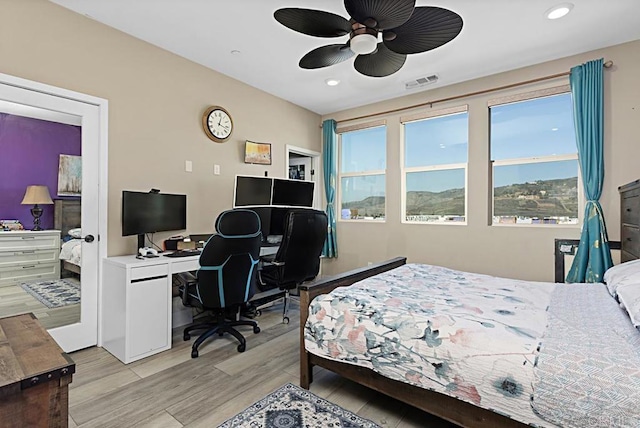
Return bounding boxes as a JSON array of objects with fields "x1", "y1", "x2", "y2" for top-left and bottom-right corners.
[{"x1": 350, "y1": 34, "x2": 377, "y2": 55}]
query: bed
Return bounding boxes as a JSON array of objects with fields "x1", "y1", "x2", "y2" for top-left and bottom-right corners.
[
  {"x1": 54, "y1": 199, "x2": 82, "y2": 276},
  {"x1": 299, "y1": 183, "x2": 640, "y2": 428}
]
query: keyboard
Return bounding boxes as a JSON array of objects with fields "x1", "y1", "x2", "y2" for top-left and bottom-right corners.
[{"x1": 164, "y1": 249, "x2": 201, "y2": 258}]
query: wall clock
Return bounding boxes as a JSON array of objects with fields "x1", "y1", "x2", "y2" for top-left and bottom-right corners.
[{"x1": 202, "y1": 106, "x2": 233, "y2": 143}]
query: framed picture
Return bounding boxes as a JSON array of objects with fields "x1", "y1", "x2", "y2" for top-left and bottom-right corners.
[
  {"x1": 57, "y1": 154, "x2": 82, "y2": 196},
  {"x1": 244, "y1": 140, "x2": 272, "y2": 165}
]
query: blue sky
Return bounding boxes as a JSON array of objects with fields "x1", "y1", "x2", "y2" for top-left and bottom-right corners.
[{"x1": 341, "y1": 93, "x2": 578, "y2": 200}]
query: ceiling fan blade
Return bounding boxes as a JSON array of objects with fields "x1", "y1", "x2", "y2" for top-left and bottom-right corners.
[
  {"x1": 383, "y1": 7, "x2": 463, "y2": 55},
  {"x1": 344, "y1": 0, "x2": 415, "y2": 30},
  {"x1": 300, "y1": 44, "x2": 354, "y2": 69},
  {"x1": 354, "y1": 43, "x2": 406, "y2": 77},
  {"x1": 274, "y1": 8, "x2": 350, "y2": 38}
]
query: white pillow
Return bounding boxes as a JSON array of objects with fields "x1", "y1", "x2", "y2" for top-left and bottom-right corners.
[
  {"x1": 603, "y1": 259, "x2": 640, "y2": 297},
  {"x1": 616, "y1": 284, "x2": 640, "y2": 328},
  {"x1": 68, "y1": 228, "x2": 82, "y2": 238}
]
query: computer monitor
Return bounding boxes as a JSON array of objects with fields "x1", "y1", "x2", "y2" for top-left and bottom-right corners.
[
  {"x1": 234, "y1": 176, "x2": 273, "y2": 207},
  {"x1": 271, "y1": 178, "x2": 314, "y2": 207},
  {"x1": 269, "y1": 208, "x2": 289, "y2": 236},
  {"x1": 248, "y1": 207, "x2": 272, "y2": 241},
  {"x1": 122, "y1": 191, "x2": 187, "y2": 249}
]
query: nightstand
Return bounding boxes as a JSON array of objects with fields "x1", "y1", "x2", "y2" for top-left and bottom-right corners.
[{"x1": 0, "y1": 230, "x2": 61, "y2": 288}]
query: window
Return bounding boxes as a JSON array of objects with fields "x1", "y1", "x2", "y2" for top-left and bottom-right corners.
[
  {"x1": 338, "y1": 125, "x2": 386, "y2": 220},
  {"x1": 490, "y1": 91, "x2": 579, "y2": 225},
  {"x1": 402, "y1": 109, "x2": 468, "y2": 223}
]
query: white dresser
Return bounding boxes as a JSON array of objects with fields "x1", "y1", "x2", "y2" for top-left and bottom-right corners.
[{"x1": 0, "y1": 230, "x2": 61, "y2": 288}]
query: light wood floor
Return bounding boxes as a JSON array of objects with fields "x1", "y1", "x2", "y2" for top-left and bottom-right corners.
[
  {"x1": 67, "y1": 301, "x2": 456, "y2": 428},
  {"x1": 0, "y1": 280, "x2": 80, "y2": 330}
]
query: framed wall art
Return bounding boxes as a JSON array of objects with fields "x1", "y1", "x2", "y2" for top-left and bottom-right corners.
[{"x1": 244, "y1": 140, "x2": 272, "y2": 165}]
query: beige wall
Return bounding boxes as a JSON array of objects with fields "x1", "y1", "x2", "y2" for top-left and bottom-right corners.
[
  {"x1": 322, "y1": 39, "x2": 640, "y2": 282},
  {"x1": 0, "y1": 0, "x2": 321, "y2": 256}
]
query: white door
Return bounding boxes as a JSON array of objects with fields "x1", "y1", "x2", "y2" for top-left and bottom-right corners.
[{"x1": 0, "y1": 75, "x2": 105, "y2": 352}]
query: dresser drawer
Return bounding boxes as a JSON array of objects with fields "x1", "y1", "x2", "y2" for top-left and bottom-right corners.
[
  {"x1": 0, "y1": 262, "x2": 60, "y2": 287},
  {"x1": 0, "y1": 249, "x2": 59, "y2": 268},
  {"x1": 621, "y1": 225, "x2": 640, "y2": 258},
  {"x1": 0, "y1": 233, "x2": 60, "y2": 251},
  {"x1": 622, "y1": 194, "x2": 640, "y2": 226}
]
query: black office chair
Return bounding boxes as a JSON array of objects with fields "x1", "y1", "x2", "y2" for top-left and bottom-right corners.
[
  {"x1": 259, "y1": 209, "x2": 328, "y2": 323},
  {"x1": 180, "y1": 209, "x2": 262, "y2": 357}
]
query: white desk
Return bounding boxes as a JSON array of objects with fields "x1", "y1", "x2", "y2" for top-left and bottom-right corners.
[{"x1": 101, "y1": 247, "x2": 278, "y2": 364}]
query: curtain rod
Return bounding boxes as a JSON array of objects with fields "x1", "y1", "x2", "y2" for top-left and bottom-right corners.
[{"x1": 325, "y1": 60, "x2": 613, "y2": 126}]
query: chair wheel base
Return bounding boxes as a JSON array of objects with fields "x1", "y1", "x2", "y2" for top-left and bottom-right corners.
[
  {"x1": 237, "y1": 343, "x2": 246, "y2": 352},
  {"x1": 283, "y1": 317, "x2": 290, "y2": 324},
  {"x1": 253, "y1": 326, "x2": 261, "y2": 334},
  {"x1": 183, "y1": 333, "x2": 190, "y2": 341},
  {"x1": 191, "y1": 349, "x2": 198, "y2": 358}
]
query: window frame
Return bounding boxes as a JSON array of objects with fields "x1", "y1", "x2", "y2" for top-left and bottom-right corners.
[
  {"x1": 400, "y1": 106, "x2": 469, "y2": 225},
  {"x1": 337, "y1": 121, "x2": 387, "y2": 222},
  {"x1": 488, "y1": 87, "x2": 583, "y2": 227}
]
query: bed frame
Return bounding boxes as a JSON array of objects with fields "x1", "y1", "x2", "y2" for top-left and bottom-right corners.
[
  {"x1": 299, "y1": 257, "x2": 527, "y2": 428},
  {"x1": 53, "y1": 199, "x2": 82, "y2": 276}
]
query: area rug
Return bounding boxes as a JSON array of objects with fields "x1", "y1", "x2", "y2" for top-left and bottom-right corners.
[
  {"x1": 19, "y1": 278, "x2": 81, "y2": 309},
  {"x1": 218, "y1": 383, "x2": 381, "y2": 428}
]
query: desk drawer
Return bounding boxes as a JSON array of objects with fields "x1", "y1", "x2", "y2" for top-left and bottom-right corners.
[
  {"x1": 171, "y1": 259, "x2": 199, "y2": 273},
  {"x1": 622, "y1": 225, "x2": 640, "y2": 258},
  {"x1": 0, "y1": 249, "x2": 59, "y2": 268},
  {"x1": 130, "y1": 264, "x2": 169, "y2": 281}
]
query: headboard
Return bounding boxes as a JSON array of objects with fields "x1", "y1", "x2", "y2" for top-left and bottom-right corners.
[{"x1": 54, "y1": 199, "x2": 81, "y2": 237}]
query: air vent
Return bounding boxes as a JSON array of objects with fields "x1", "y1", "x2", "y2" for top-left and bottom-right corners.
[{"x1": 404, "y1": 74, "x2": 439, "y2": 90}]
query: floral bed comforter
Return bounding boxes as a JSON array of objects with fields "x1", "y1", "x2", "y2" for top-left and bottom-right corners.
[{"x1": 305, "y1": 263, "x2": 556, "y2": 426}]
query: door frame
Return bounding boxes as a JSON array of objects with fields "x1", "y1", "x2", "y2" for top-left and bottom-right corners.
[
  {"x1": 0, "y1": 72, "x2": 108, "y2": 349},
  {"x1": 285, "y1": 145, "x2": 321, "y2": 210}
]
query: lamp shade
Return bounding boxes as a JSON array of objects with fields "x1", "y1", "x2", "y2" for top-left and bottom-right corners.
[{"x1": 21, "y1": 185, "x2": 54, "y2": 205}]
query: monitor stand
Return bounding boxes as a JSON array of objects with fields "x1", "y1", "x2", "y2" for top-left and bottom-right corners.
[{"x1": 137, "y1": 234, "x2": 146, "y2": 251}]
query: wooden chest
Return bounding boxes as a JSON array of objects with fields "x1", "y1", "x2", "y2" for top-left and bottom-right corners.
[{"x1": 0, "y1": 313, "x2": 75, "y2": 428}]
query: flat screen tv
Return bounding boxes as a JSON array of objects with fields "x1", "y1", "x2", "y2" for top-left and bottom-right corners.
[
  {"x1": 122, "y1": 191, "x2": 187, "y2": 249},
  {"x1": 272, "y1": 178, "x2": 314, "y2": 207},
  {"x1": 234, "y1": 176, "x2": 273, "y2": 207}
]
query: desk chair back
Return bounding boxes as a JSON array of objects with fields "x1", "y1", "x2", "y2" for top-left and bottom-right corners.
[
  {"x1": 272, "y1": 209, "x2": 328, "y2": 288},
  {"x1": 196, "y1": 209, "x2": 262, "y2": 308}
]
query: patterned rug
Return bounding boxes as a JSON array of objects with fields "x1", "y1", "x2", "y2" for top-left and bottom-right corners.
[
  {"x1": 19, "y1": 278, "x2": 81, "y2": 309},
  {"x1": 218, "y1": 383, "x2": 380, "y2": 428}
]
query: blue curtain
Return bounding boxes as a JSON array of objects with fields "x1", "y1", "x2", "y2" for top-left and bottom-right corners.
[
  {"x1": 566, "y1": 58, "x2": 613, "y2": 283},
  {"x1": 322, "y1": 119, "x2": 338, "y2": 258}
]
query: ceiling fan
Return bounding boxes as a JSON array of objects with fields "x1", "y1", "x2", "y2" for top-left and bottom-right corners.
[{"x1": 274, "y1": 0, "x2": 463, "y2": 78}]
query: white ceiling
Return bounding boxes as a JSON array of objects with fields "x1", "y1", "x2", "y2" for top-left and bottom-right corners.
[{"x1": 49, "y1": 0, "x2": 640, "y2": 115}]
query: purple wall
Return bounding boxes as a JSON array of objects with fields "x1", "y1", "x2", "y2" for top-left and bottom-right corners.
[{"x1": 0, "y1": 113, "x2": 81, "y2": 230}]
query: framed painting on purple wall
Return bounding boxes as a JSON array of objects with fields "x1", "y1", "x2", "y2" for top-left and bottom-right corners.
[{"x1": 57, "y1": 154, "x2": 82, "y2": 196}]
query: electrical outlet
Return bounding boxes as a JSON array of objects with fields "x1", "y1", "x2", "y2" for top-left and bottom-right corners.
[
  {"x1": 214, "y1": 164, "x2": 220, "y2": 175},
  {"x1": 185, "y1": 160, "x2": 192, "y2": 172}
]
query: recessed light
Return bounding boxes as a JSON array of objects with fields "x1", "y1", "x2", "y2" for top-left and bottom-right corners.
[
  {"x1": 545, "y1": 3, "x2": 574, "y2": 20},
  {"x1": 230, "y1": 50, "x2": 241, "y2": 55},
  {"x1": 325, "y1": 78, "x2": 340, "y2": 86},
  {"x1": 551, "y1": 127, "x2": 559, "y2": 131}
]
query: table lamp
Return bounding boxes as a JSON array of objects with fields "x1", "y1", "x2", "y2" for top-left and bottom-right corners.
[{"x1": 21, "y1": 185, "x2": 54, "y2": 231}]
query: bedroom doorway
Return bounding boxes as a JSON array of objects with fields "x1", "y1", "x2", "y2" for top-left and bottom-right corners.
[
  {"x1": 286, "y1": 145, "x2": 321, "y2": 210},
  {"x1": 0, "y1": 73, "x2": 107, "y2": 352}
]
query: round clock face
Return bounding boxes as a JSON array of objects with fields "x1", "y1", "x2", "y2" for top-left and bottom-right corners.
[{"x1": 203, "y1": 106, "x2": 233, "y2": 142}]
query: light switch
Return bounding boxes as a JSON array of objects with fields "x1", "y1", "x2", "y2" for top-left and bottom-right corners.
[
  {"x1": 214, "y1": 164, "x2": 220, "y2": 175},
  {"x1": 185, "y1": 160, "x2": 193, "y2": 172}
]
